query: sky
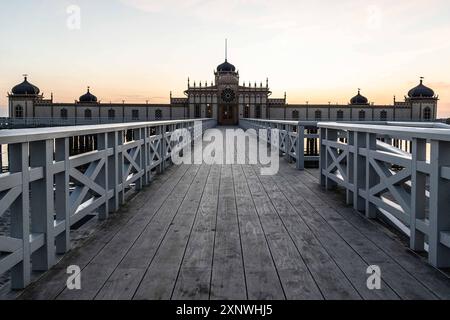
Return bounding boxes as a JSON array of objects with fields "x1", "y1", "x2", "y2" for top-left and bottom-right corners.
[{"x1": 1, "y1": 0, "x2": 450, "y2": 117}]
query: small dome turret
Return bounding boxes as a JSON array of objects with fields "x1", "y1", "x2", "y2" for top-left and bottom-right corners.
[
  {"x1": 79, "y1": 87, "x2": 98, "y2": 103},
  {"x1": 12, "y1": 76, "x2": 40, "y2": 95},
  {"x1": 408, "y1": 78, "x2": 435, "y2": 98},
  {"x1": 350, "y1": 89, "x2": 369, "y2": 105}
]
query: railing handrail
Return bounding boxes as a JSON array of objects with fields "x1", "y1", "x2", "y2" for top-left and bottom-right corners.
[
  {"x1": 318, "y1": 122, "x2": 450, "y2": 141},
  {"x1": 0, "y1": 119, "x2": 211, "y2": 144},
  {"x1": 242, "y1": 118, "x2": 318, "y2": 126}
]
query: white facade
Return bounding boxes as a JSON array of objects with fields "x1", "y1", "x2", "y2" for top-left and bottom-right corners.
[{"x1": 8, "y1": 62, "x2": 439, "y2": 124}]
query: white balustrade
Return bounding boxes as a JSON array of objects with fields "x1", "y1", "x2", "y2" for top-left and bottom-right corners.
[
  {"x1": 239, "y1": 118, "x2": 320, "y2": 169},
  {"x1": 0, "y1": 119, "x2": 216, "y2": 289},
  {"x1": 318, "y1": 122, "x2": 450, "y2": 268}
]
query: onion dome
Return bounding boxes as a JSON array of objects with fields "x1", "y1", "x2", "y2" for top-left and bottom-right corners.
[
  {"x1": 408, "y1": 78, "x2": 435, "y2": 98},
  {"x1": 217, "y1": 59, "x2": 236, "y2": 73},
  {"x1": 350, "y1": 89, "x2": 369, "y2": 105},
  {"x1": 12, "y1": 76, "x2": 40, "y2": 95},
  {"x1": 79, "y1": 87, "x2": 98, "y2": 103}
]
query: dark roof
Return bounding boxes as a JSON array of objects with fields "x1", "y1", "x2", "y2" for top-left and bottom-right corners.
[
  {"x1": 217, "y1": 59, "x2": 236, "y2": 73},
  {"x1": 350, "y1": 89, "x2": 369, "y2": 105},
  {"x1": 79, "y1": 87, "x2": 98, "y2": 103},
  {"x1": 408, "y1": 79, "x2": 435, "y2": 98},
  {"x1": 12, "y1": 76, "x2": 40, "y2": 95}
]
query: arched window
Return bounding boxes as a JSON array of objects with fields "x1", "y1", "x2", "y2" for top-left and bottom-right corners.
[
  {"x1": 60, "y1": 108, "x2": 68, "y2": 119},
  {"x1": 292, "y1": 110, "x2": 299, "y2": 119},
  {"x1": 337, "y1": 110, "x2": 344, "y2": 121},
  {"x1": 380, "y1": 110, "x2": 387, "y2": 121},
  {"x1": 244, "y1": 105, "x2": 250, "y2": 118},
  {"x1": 132, "y1": 109, "x2": 139, "y2": 120},
  {"x1": 359, "y1": 110, "x2": 366, "y2": 120},
  {"x1": 14, "y1": 105, "x2": 24, "y2": 118},
  {"x1": 194, "y1": 104, "x2": 201, "y2": 118},
  {"x1": 206, "y1": 104, "x2": 213, "y2": 118},
  {"x1": 255, "y1": 104, "x2": 261, "y2": 119},
  {"x1": 84, "y1": 109, "x2": 92, "y2": 120},
  {"x1": 315, "y1": 110, "x2": 322, "y2": 120},
  {"x1": 424, "y1": 107, "x2": 432, "y2": 120},
  {"x1": 108, "y1": 109, "x2": 115, "y2": 120},
  {"x1": 155, "y1": 109, "x2": 162, "y2": 120}
]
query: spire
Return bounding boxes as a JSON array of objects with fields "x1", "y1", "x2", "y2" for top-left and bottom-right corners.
[
  {"x1": 225, "y1": 38, "x2": 228, "y2": 61},
  {"x1": 87, "y1": 86, "x2": 90, "y2": 93},
  {"x1": 23, "y1": 74, "x2": 28, "y2": 81},
  {"x1": 420, "y1": 76, "x2": 424, "y2": 84},
  {"x1": 358, "y1": 88, "x2": 361, "y2": 94}
]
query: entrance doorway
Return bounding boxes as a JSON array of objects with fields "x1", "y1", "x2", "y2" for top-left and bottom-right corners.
[{"x1": 218, "y1": 105, "x2": 238, "y2": 125}]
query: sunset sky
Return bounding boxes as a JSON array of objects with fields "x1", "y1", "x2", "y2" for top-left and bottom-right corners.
[{"x1": 1, "y1": 0, "x2": 450, "y2": 116}]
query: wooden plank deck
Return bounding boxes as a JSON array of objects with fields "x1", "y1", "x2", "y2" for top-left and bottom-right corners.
[{"x1": 16, "y1": 128, "x2": 450, "y2": 300}]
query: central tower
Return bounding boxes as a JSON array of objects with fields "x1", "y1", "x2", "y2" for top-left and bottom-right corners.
[{"x1": 215, "y1": 39, "x2": 239, "y2": 125}]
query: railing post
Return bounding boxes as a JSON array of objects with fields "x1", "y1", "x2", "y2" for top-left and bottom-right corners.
[
  {"x1": 142, "y1": 127, "x2": 150, "y2": 186},
  {"x1": 429, "y1": 140, "x2": 450, "y2": 267},
  {"x1": 365, "y1": 133, "x2": 378, "y2": 219},
  {"x1": 285, "y1": 125, "x2": 292, "y2": 163},
  {"x1": 410, "y1": 138, "x2": 427, "y2": 251},
  {"x1": 97, "y1": 132, "x2": 109, "y2": 220},
  {"x1": 159, "y1": 125, "x2": 166, "y2": 173},
  {"x1": 29, "y1": 139, "x2": 55, "y2": 270},
  {"x1": 325, "y1": 128, "x2": 337, "y2": 190},
  {"x1": 55, "y1": 138, "x2": 70, "y2": 254},
  {"x1": 133, "y1": 128, "x2": 143, "y2": 191},
  {"x1": 117, "y1": 130, "x2": 125, "y2": 205},
  {"x1": 9, "y1": 142, "x2": 31, "y2": 289},
  {"x1": 296, "y1": 125, "x2": 305, "y2": 170},
  {"x1": 354, "y1": 132, "x2": 366, "y2": 212},
  {"x1": 346, "y1": 131, "x2": 355, "y2": 205},
  {"x1": 319, "y1": 127, "x2": 326, "y2": 187}
]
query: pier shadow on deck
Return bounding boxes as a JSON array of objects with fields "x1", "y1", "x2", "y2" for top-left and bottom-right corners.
[{"x1": 13, "y1": 127, "x2": 450, "y2": 300}]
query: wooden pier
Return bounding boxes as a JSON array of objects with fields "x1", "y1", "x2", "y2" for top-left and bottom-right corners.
[{"x1": 14, "y1": 128, "x2": 450, "y2": 300}]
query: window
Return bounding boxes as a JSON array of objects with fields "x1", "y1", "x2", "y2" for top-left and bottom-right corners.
[
  {"x1": 255, "y1": 104, "x2": 261, "y2": 119},
  {"x1": 84, "y1": 109, "x2": 92, "y2": 120},
  {"x1": 314, "y1": 110, "x2": 322, "y2": 120},
  {"x1": 14, "y1": 105, "x2": 24, "y2": 118},
  {"x1": 292, "y1": 110, "x2": 299, "y2": 119},
  {"x1": 155, "y1": 109, "x2": 162, "y2": 120},
  {"x1": 60, "y1": 108, "x2": 68, "y2": 119},
  {"x1": 358, "y1": 110, "x2": 366, "y2": 121},
  {"x1": 132, "y1": 109, "x2": 139, "y2": 120},
  {"x1": 380, "y1": 110, "x2": 387, "y2": 121},
  {"x1": 424, "y1": 107, "x2": 432, "y2": 120},
  {"x1": 244, "y1": 105, "x2": 250, "y2": 118},
  {"x1": 206, "y1": 104, "x2": 213, "y2": 118},
  {"x1": 108, "y1": 109, "x2": 115, "y2": 120},
  {"x1": 194, "y1": 104, "x2": 201, "y2": 118},
  {"x1": 337, "y1": 110, "x2": 344, "y2": 121}
]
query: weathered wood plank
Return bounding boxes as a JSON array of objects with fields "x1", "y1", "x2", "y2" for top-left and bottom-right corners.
[
  {"x1": 17, "y1": 164, "x2": 182, "y2": 300},
  {"x1": 263, "y1": 169, "x2": 399, "y2": 299},
  {"x1": 210, "y1": 165, "x2": 247, "y2": 300},
  {"x1": 302, "y1": 167, "x2": 450, "y2": 299},
  {"x1": 56, "y1": 164, "x2": 197, "y2": 300},
  {"x1": 242, "y1": 164, "x2": 361, "y2": 300},
  {"x1": 232, "y1": 164, "x2": 286, "y2": 300},
  {"x1": 131, "y1": 165, "x2": 211, "y2": 300},
  {"x1": 171, "y1": 165, "x2": 221, "y2": 300},
  {"x1": 277, "y1": 164, "x2": 437, "y2": 299}
]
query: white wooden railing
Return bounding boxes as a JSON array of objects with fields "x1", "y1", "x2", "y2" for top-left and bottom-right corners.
[
  {"x1": 0, "y1": 117, "x2": 186, "y2": 129},
  {"x1": 240, "y1": 118, "x2": 320, "y2": 169},
  {"x1": 318, "y1": 122, "x2": 450, "y2": 268},
  {"x1": 0, "y1": 118, "x2": 216, "y2": 290}
]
